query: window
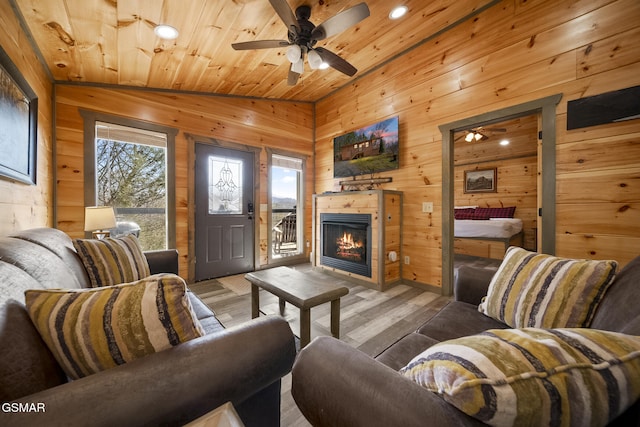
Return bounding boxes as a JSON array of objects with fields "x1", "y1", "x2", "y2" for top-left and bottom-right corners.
[
  {"x1": 94, "y1": 122, "x2": 168, "y2": 250},
  {"x1": 208, "y1": 155, "x2": 243, "y2": 214},
  {"x1": 81, "y1": 110, "x2": 177, "y2": 252},
  {"x1": 270, "y1": 153, "x2": 304, "y2": 260}
]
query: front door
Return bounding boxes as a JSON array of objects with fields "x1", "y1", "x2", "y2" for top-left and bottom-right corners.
[{"x1": 195, "y1": 143, "x2": 255, "y2": 280}]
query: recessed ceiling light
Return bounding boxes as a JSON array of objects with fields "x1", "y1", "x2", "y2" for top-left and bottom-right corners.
[
  {"x1": 154, "y1": 25, "x2": 179, "y2": 40},
  {"x1": 500, "y1": 139, "x2": 510, "y2": 146},
  {"x1": 389, "y1": 6, "x2": 408, "y2": 20}
]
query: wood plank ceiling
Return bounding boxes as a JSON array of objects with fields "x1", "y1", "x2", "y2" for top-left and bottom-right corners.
[{"x1": 14, "y1": 0, "x2": 498, "y2": 102}]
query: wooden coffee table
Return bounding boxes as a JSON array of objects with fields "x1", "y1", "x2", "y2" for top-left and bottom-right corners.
[{"x1": 245, "y1": 266, "x2": 349, "y2": 348}]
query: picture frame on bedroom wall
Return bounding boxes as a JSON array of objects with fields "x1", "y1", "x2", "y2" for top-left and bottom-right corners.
[{"x1": 464, "y1": 168, "x2": 497, "y2": 193}]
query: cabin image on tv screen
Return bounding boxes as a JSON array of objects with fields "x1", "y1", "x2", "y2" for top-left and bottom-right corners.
[
  {"x1": 333, "y1": 116, "x2": 399, "y2": 178},
  {"x1": 338, "y1": 138, "x2": 383, "y2": 160}
]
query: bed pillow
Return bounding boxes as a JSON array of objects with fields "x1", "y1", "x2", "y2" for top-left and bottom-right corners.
[
  {"x1": 474, "y1": 206, "x2": 516, "y2": 219},
  {"x1": 400, "y1": 328, "x2": 640, "y2": 427},
  {"x1": 25, "y1": 273, "x2": 205, "y2": 380},
  {"x1": 73, "y1": 234, "x2": 151, "y2": 287},
  {"x1": 454, "y1": 208, "x2": 476, "y2": 220},
  {"x1": 479, "y1": 247, "x2": 617, "y2": 328}
]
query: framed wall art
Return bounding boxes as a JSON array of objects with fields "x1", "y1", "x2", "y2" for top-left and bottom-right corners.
[
  {"x1": 464, "y1": 168, "x2": 496, "y2": 193},
  {"x1": 0, "y1": 45, "x2": 38, "y2": 185}
]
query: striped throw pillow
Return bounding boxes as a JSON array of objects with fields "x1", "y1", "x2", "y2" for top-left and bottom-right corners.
[
  {"x1": 478, "y1": 247, "x2": 617, "y2": 328},
  {"x1": 73, "y1": 235, "x2": 151, "y2": 287},
  {"x1": 401, "y1": 328, "x2": 640, "y2": 427},
  {"x1": 25, "y1": 274, "x2": 205, "y2": 380}
]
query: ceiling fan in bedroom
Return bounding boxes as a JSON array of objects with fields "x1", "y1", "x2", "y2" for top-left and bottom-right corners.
[
  {"x1": 231, "y1": 0, "x2": 370, "y2": 85},
  {"x1": 456, "y1": 126, "x2": 507, "y2": 142}
]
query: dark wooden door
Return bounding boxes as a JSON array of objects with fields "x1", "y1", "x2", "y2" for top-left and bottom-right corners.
[{"x1": 195, "y1": 143, "x2": 255, "y2": 280}]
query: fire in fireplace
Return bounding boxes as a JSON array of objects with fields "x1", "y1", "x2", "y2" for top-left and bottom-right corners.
[{"x1": 320, "y1": 213, "x2": 371, "y2": 277}]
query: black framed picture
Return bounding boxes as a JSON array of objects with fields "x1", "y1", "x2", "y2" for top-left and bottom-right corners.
[
  {"x1": 464, "y1": 168, "x2": 497, "y2": 193},
  {"x1": 0, "y1": 45, "x2": 37, "y2": 185}
]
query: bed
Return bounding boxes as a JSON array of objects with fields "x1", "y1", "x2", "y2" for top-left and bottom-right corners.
[{"x1": 453, "y1": 207, "x2": 524, "y2": 259}]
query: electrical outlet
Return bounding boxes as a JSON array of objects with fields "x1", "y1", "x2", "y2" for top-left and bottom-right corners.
[
  {"x1": 422, "y1": 202, "x2": 433, "y2": 213},
  {"x1": 404, "y1": 256, "x2": 410, "y2": 265}
]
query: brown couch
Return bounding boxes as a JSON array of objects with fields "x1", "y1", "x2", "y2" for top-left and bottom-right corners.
[
  {"x1": 291, "y1": 255, "x2": 640, "y2": 426},
  {"x1": 0, "y1": 228, "x2": 296, "y2": 427}
]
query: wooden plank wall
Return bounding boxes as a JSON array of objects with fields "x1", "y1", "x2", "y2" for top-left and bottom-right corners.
[
  {"x1": 315, "y1": 0, "x2": 640, "y2": 289},
  {"x1": 0, "y1": 1, "x2": 53, "y2": 234},
  {"x1": 55, "y1": 86, "x2": 314, "y2": 279}
]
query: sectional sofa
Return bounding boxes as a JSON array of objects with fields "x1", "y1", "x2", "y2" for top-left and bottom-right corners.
[
  {"x1": 0, "y1": 227, "x2": 296, "y2": 427},
  {"x1": 292, "y1": 249, "x2": 640, "y2": 426}
]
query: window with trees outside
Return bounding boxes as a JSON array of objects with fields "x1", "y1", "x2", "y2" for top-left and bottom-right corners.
[
  {"x1": 95, "y1": 122, "x2": 168, "y2": 251},
  {"x1": 270, "y1": 153, "x2": 304, "y2": 260}
]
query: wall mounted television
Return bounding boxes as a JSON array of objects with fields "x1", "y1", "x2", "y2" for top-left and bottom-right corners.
[{"x1": 333, "y1": 116, "x2": 399, "y2": 178}]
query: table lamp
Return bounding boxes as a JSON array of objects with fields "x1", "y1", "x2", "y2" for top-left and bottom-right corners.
[{"x1": 84, "y1": 206, "x2": 116, "y2": 239}]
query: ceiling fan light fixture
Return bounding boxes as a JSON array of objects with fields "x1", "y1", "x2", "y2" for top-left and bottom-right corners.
[
  {"x1": 389, "y1": 6, "x2": 408, "y2": 20},
  {"x1": 154, "y1": 24, "x2": 179, "y2": 40},
  {"x1": 318, "y1": 62, "x2": 330, "y2": 70},
  {"x1": 286, "y1": 45, "x2": 302, "y2": 63},
  {"x1": 292, "y1": 57, "x2": 304, "y2": 74},
  {"x1": 308, "y1": 50, "x2": 323, "y2": 69}
]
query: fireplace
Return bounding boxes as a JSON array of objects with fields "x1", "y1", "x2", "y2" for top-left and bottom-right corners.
[{"x1": 320, "y1": 213, "x2": 371, "y2": 277}]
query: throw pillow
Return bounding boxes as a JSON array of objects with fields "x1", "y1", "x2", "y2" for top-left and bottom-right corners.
[
  {"x1": 400, "y1": 328, "x2": 640, "y2": 427},
  {"x1": 25, "y1": 273, "x2": 205, "y2": 380},
  {"x1": 474, "y1": 206, "x2": 516, "y2": 219},
  {"x1": 73, "y1": 234, "x2": 151, "y2": 287},
  {"x1": 478, "y1": 247, "x2": 617, "y2": 328},
  {"x1": 454, "y1": 208, "x2": 476, "y2": 220}
]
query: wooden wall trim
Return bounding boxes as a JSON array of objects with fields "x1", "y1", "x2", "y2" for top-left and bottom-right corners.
[
  {"x1": 184, "y1": 133, "x2": 262, "y2": 280},
  {"x1": 439, "y1": 93, "x2": 562, "y2": 295},
  {"x1": 265, "y1": 147, "x2": 309, "y2": 266},
  {"x1": 79, "y1": 109, "x2": 178, "y2": 248}
]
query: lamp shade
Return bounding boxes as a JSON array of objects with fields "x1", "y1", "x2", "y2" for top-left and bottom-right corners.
[
  {"x1": 307, "y1": 50, "x2": 323, "y2": 69},
  {"x1": 84, "y1": 206, "x2": 116, "y2": 231},
  {"x1": 286, "y1": 45, "x2": 302, "y2": 63},
  {"x1": 292, "y1": 58, "x2": 304, "y2": 74}
]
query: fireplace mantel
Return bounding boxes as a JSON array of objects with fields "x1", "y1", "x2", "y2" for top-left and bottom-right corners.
[{"x1": 312, "y1": 190, "x2": 402, "y2": 291}]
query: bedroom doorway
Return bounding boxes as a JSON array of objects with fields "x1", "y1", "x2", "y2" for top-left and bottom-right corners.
[
  {"x1": 452, "y1": 113, "x2": 539, "y2": 266},
  {"x1": 439, "y1": 94, "x2": 562, "y2": 295}
]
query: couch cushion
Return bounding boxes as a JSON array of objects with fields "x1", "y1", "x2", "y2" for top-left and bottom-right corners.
[
  {"x1": 25, "y1": 273, "x2": 205, "y2": 380},
  {"x1": 73, "y1": 235, "x2": 151, "y2": 288},
  {"x1": 401, "y1": 328, "x2": 640, "y2": 427},
  {"x1": 0, "y1": 298, "x2": 67, "y2": 401},
  {"x1": 11, "y1": 227, "x2": 92, "y2": 288},
  {"x1": 0, "y1": 236, "x2": 85, "y2": 294},
  {"x1": 187, "y1": 291, "x2": 225, "y2": 335},
  {"x1": 591, "y1": 255, "x2": 640, "y2": 334},
  {"x1": 478, "y1": 247, "x2": 617, "y2": 328},
  {"x1": 375, "y1": 332, "x2": 440, "y2": 371},
  {"x1": 416, "y1": 301, "x2": 507, "y2": 342}
]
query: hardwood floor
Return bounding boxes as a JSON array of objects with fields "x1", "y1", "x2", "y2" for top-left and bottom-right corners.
[{"x1": 189, "y1": 263, "x2": 451, "y2": 427}]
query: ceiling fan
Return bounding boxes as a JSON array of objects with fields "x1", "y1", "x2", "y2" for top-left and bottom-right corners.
[
  {"x1": 455, "y1": 126, "x2": 507, "y2": 142},
  {"x1": 231, "y1": 0, "x2": 370, "y2": 85}
]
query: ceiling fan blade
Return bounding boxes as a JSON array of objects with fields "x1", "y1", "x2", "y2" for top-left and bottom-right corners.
[
  {"x1": 231, "y1": 40, "x2": 289, "y2": 50},
  {"x1": 269, "y1": 0, "x2": 300, "y2": 33},
  {"x1": 311, "y1": 2, "x2": 370, "y2": 41},
  {"x1": 288, "y1": 66, "x2": 301, "y2": 86},
  {"x1": 314, "y1": 47, "x2": 357, "y2": 76}
]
